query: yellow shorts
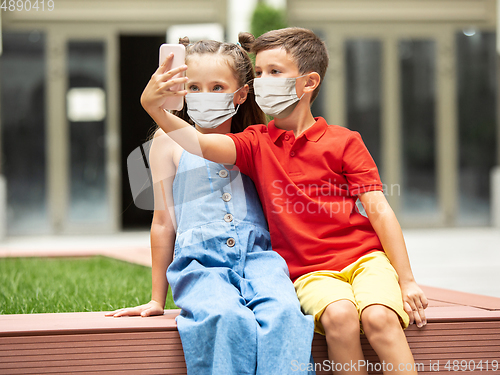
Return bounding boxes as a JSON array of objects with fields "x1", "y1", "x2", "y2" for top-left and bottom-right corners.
[{"x1": 294, "y1": 251, "x2": 409, "y2": 335}]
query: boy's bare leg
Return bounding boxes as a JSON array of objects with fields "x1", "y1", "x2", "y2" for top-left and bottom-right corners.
[
  {"x1": 320, "y1": 300, "x2": 369, "y2": 375},
  {"x1": 361, "y1": 304, "x2": 417, "y2": 374}
]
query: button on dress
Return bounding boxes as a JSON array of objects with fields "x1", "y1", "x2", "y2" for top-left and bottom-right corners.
[{"x1": 167, "y1": 151, "x2": 314, "y2": 375}]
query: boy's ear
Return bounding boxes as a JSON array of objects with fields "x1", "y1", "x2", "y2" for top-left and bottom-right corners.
[
  {"x1": 302, "y1": 72, "x2": 321, "y2": 95},
  {"x1": 236, "y1": 84, "x2": 250, "y2": 105}
]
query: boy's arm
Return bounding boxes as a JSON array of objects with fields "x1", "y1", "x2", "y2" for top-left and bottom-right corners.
[
  {"x1": 359, "y1": 190, "x2": 428, "y2": 328},
  {"x1": 140, "y1": 54, "x2": 237, "y2": 165}
]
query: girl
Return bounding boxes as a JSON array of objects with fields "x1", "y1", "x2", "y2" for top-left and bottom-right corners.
[{"x1": 107, "y1": 35, "x2": 314, "y2": 375}]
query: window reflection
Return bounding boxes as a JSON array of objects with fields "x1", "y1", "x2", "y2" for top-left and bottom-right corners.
[
  {"x1": 456, "y1": 31, "x2": 496, "y2": 226},
  {"x1": 345, "y1": 39, "x2": 382, "y2": 169},
  {"x1": 0, "y1": 32, "x2": 48, "y2": 235},
  {"x1": 67, "y1": 41, "x2": 109, "y2": 223},
  {"x1": 399, "y1": 39, "x2": 438, "y2": 221}
]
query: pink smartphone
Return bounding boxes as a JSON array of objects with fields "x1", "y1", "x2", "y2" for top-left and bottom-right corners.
[{"x1": 159, "y1": 44, "x2": 186, "y2": 111}]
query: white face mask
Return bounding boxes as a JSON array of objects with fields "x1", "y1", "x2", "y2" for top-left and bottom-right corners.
[
  {"x1": 253, "y1": 76, "x2": 306, "y2": 119},
  {"x1": 185, "y1": 88, "x2": 241, "y2": 129}
]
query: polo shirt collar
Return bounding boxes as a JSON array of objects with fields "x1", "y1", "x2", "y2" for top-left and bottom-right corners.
[
  {"x1": 267, "y1": 120, "x2": 287, "y2": 143},
  {"x1": 303, "y1": 117, "x2": 328, "y2": 142},
  {"x1": 268, "y1": 117, "x2": 328, "y2": 143}
]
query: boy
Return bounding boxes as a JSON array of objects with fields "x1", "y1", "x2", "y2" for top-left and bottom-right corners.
[{"x1": 141, "y1": 28, "x2": 428, "y2": 374}]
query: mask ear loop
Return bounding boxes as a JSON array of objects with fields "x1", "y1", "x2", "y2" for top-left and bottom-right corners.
[
  {"x1": 296, "y1": 74, "x2": 311, "y2": 102},
  {"x1": 232, "y1": 103, "x2": 240, "y2": 115}
]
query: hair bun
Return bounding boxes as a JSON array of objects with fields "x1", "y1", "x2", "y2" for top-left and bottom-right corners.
[
  {"x1": 238, "y1": 32, "x2": 255, "y2": 53},
  {"x1": 178, "y1": 36, "x2": 190, "y2": 47}
]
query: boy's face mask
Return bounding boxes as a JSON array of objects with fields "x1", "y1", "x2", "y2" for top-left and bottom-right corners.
[
  {"x1": 185, "y1": 88, "x2": 242, "y2": 129},
  {"x1": 253, "y1": 76, "x2": 306, "y2": 119}
]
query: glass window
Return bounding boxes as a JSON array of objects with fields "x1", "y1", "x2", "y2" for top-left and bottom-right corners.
[
  {"x1": 345, "y1": 39, "x2": 382, "y2": 169},
  {"x1": 0, "y1": 31, "x2": 48, "y2": 235},
  {"x1": 310, "y1": 29, "x2": 326, "y2": 119},
  {"x1": 399, "y1": 39, "x2": 438, "y2": 221},
  {"x1": 67, "y1": 41, "x2": 109, "y2": 223},
  {"x1": 456, "y1": 31, "x2": 497, "y2": 226}
]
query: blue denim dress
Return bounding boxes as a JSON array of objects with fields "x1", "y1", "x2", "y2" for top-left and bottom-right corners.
[{"x1": 167, "y1": 151, "x2": 315, "y2": 375}]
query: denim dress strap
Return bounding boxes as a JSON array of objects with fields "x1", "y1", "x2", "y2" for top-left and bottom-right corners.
[{"x1": 167, "y1": 150, "x2": 315, "y2": 375}]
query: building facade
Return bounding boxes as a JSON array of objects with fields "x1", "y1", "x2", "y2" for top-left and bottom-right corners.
[
  {"x1": 0, "y1": 0, "x2": 498, "y2": 235},
  {"x1": 288, "y1": 0, "x2": 498, "y2": 228},
  {"x1": 1, "y1": 0, "x2": 227, "y2": 235}
]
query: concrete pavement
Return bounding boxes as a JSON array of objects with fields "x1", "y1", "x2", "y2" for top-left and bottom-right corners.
[
  {"x1": 403, "y1": 227, "x2": 500, "y2": 299},
  {"x1": 1, "y1": 227, "x2": 499, "y2": 298},
  {"x1": 0, "y1": 231, "x2": 152, "y2": 267}
]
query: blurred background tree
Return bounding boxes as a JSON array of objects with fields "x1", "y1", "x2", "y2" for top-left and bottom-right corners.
[{"x1": 250, "y1": 1, "x2": 287, "y2": 38}]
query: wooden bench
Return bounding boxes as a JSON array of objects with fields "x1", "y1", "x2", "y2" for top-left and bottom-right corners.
[{"x1": 1, "y1": 286, "x2": 499, "y2": 375}]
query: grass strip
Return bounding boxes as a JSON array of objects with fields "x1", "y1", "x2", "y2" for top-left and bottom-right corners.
[{"x1": 0, "y1": 256, "x2": 177, "y2": 314}]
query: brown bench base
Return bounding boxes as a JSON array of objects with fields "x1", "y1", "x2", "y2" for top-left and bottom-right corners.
[{"x1": 1, "y1": 286, "x2": 500, "y2": 374}]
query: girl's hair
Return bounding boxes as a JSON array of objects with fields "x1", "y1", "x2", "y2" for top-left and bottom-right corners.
[{"x1": 172, "y1": 33, "x2": 265, "y2": 133}]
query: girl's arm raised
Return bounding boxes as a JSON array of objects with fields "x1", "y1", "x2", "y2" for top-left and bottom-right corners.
[{"x1": 141, "y1": 54, "x2": 237, "y2": 165}]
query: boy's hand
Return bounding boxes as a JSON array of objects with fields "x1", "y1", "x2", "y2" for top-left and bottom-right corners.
[
  {"x1": 400, "y1": 281, "x2": 428, "y2": 328},
  {"x1": 140, "y1": 53, "x2": 188, "y2": 114},
  {"x1": 105, "y1": 300, "x2": 164, "y2": 317}
]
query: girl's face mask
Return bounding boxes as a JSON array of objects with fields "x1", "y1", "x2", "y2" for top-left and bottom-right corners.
[
  {"x1": 185, "y1": 87, "x2": 242, "y2": 129},
  {"x1": 253, "y1": 76, "x2": 306, "y2": 119}
]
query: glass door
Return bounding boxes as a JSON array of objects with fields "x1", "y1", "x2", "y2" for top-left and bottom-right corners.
[
  {"x1": 398, "y1": 39, "x2": 439, "y2": 223},
  {"x1": 456, "y1": 30, "x2": 497, "y2": 226},
  {"x1": 66, "y1": 41, "x2": 110, "y2": 227},
  {"x1": 344, "y1": 35, "x2": 447, "y2": 226},
  {"x1": 0, "y1": 31, "x2": 49, "y2": 235}
]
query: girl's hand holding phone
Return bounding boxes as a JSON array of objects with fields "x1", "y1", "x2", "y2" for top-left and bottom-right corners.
[{"x1": 140, "y1": 53, "x2": 188, "y2": 115}]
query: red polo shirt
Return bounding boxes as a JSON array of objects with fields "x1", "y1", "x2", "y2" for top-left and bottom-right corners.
[{"x1": 227, "y1": 117, "x2": 384, "y2": 282}]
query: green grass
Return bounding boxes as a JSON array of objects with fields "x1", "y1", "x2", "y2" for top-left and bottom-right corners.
[{"x1": 0, "y1": 256, "x2": 177, "y2": 314}]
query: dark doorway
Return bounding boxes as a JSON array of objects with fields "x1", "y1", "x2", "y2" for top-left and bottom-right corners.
[{"x1": 120, "y1": 35, "x2": 165, "y2": 229}]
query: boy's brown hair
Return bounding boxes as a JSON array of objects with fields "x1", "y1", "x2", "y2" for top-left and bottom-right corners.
[{"x1": 252, "y1": 27, "x2": 329, "y2": 103}]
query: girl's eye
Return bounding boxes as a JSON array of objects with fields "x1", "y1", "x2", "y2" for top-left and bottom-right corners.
[
  {"x1": 213, "y1": 85, "x2": 223, "y2": 91},
  {"x1": 271, "y1": 69, "x2": 281, "y2": 75},
  {"x1": 188, "y1": 85, "x2": 199, "y2": 92},
  {"x1": 255, "y1": 71, "x2": 262, "y2": 77}
]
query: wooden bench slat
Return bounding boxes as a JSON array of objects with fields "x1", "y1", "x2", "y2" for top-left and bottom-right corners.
[
  {"x1": 362, "y1": 342, "x2": 500, "y2": 353},
  {"x1": 406, "y1": 333, "x2": 500, "y2": 342},
  {"x1": 2, "y1": 362, "x2": 187, "y2": 375},
  {"x1": 2, "y1": 355, "x2": 188, "y2": 369},
  {"x1": 0, "y1": 336, "x2": 182, "y2": 350},
  {"x1": 0, "y1": 311, "x2": 180, "y2": 336},
  {"x1": 1, "y1": 286, "x2": 500, "y2": 375},
  {"x1": 0, "y1": 343, "x2": 184, "y2": 357},
  {"x1": 0, "y1": 330, "x2": 181, "y2": 343},
  {"x1": 80, "y1": 371, "x2": 188, "y2": 375},
  {"x1": 404, "y1": 327, "x2": 500, "y2": 334},
  {"x1": 311, "y1": 316, "x2": 500, "y2": 375},
  {"x1": 421, "y1": 286, "x2": 500, "y2": 310},
  {"x1": 408, "y1": 340, "x2": 500, "y2": 349},
  {"x1": 1, "y1": 348, "x2": 186, "y2": 362},
  {"x1": 407, "y1": 320, "x2": 500, "y2": 330}
]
